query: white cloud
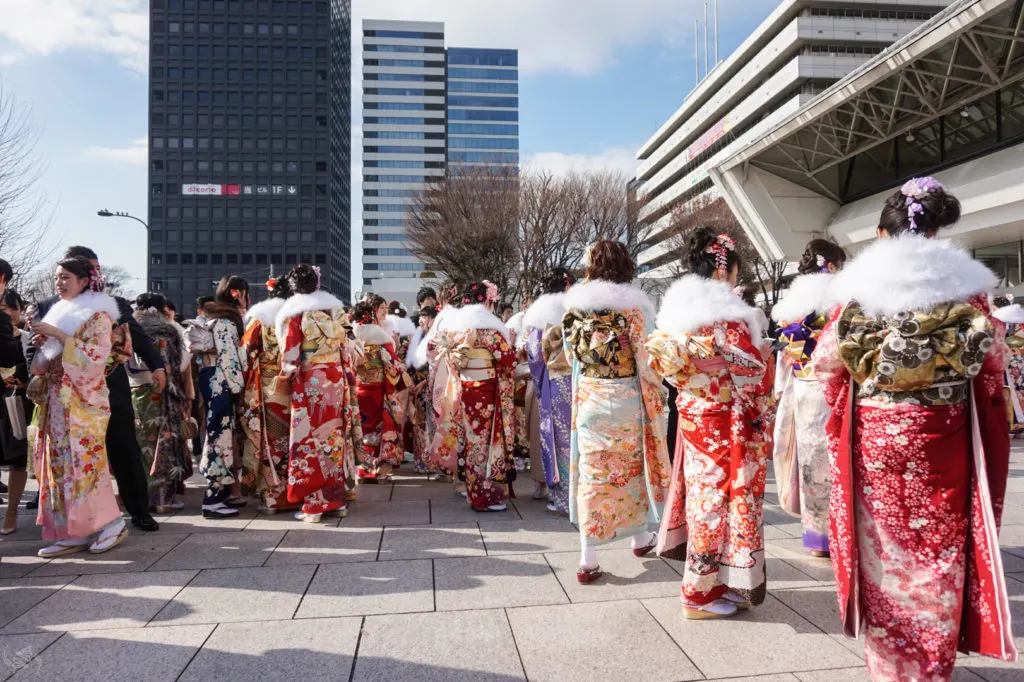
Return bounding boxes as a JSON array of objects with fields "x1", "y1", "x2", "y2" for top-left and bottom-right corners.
[
  {"x1": 524, "y1": 147, "x2": 640, "y2": 178},
  {"x1": 0, "y1": 0, "x2": 148, "y2": 72},
  {"x1": 81, "y1": 137, "x2": 148, "y2": 166}
]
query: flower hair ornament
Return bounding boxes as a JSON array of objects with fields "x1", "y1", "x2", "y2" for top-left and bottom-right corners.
[
  {"x1": 266, "y1": 277, "x2": 277, "y2": 292},
  {"x1": 481, "y1": 280, "x2": 500, "y2": 304},
  {"x1": 704, "y1": 234, "x2": 736, "y2": 274},
  {"x1": 815, "y1": 254, "x2": 830, "y2": 273},
  {"x1": 357, "y1": 307, "x2": 375, "y2": 325},
  {"x1": 901, "y1": 176, "x2": 942, "y2": 233}
]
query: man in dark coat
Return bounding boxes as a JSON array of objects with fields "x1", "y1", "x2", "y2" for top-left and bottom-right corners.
[{"x1": 26, "y1": 247, "x2": 164, "y2": 532}]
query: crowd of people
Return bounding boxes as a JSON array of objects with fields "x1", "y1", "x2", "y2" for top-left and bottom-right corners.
[{"x1": 0, "y1": 176, "x2": 1019, "y2": 681}]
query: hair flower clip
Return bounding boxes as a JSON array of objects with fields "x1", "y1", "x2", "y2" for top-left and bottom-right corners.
[
  {"x1": 704, "y1": 234, "x2": 736, "y2": 274},
  {"x1": 266, "y1": 277, "x2": 277, "y2": 291},
  {"x1": 481, "y1": 280, "x2": 500, "y2": 303},
  {"x1": 901, "y1": 176, "x2": 942, "y2": 233}
]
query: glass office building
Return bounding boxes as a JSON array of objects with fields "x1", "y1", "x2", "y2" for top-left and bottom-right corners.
[
  {"x1": 445, "y1": 48, "x2": 519, "y2": 171},
  {"x1": 147, "y1": 0, "x2": 352, "y2": 309}
]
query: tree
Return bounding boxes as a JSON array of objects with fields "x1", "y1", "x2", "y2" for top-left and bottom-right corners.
[
  {"x1": 0, "y1": 81, "x2": 55, "y2": 285},
  {"x1": 18, "y1": 264, "x2": 137, "y2": 304}
]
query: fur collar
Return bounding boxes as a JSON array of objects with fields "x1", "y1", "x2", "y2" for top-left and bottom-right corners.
[
  {"x1": 771, "y1": 273, "x2": 835, "y2": 322},
  {"x1": 39, "y1": 291, "x2": 122, "y2": 361},
  {"x1": 387, "y1": 314, "x2": 416, "y2": 338},
  {"x1": 413, "y1": 305, "x2": 455, "y2": 367},
  {"x1": 275, "y1": 290, "x2": 345, "y2": 341},
  {"x1": 657, "y1": 275, "x2": 765, "y2": 340},
  {"x1": 523, "y1": 293, "x2": 567, "y2": 330},
  {"x1": 565, "y1": 280, "x2": 654, "y2": 318},
  {"x1": 829, "y1": 235, "x2": 997, "y2": 317},
  {"x1": 506, "y1": 310, "x2": 525, "y2": 337},
  {"x1": 245, "y1": 298, "x2": 286, "y2": 327},
  {"x1": 994, "y1": 304, "x2": 1024, "y2": 324},
  {"x1": 354, "y1": 322, "x2": 395, "y2": 345},
  {"x1": 441, "y1": 304, "x2": 510, "y2": 341}
]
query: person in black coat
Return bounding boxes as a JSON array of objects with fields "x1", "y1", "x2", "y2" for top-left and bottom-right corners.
[{"x1": 26, "y1": 247, "x2": 165, "y2": 532}]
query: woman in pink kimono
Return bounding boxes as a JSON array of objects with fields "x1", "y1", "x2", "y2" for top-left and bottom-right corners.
[
  {"x1": 30, "y1": 257, "x2": 128, "y2": 557},
  {"x1": 813, "y1": 178, "x2": 1017, "y2": 680}
]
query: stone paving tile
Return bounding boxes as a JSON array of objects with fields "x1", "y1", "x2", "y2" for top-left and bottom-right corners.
[
  {"x1": 1, "y1": 570, "x2": 196, "y2": 634},
  {"x1": 378, "y1": 523, "x2": 485, "y2": 561},
  {"x1": 479, "y1": 519, "x2": 580, "y2": 556},
  {"x1": 642, "y1": 594, "x2": 865, "y2": 678},
  {"x1": 295, "y1": 558, "x2": 433, "y2": 619},
  {"x1": 0, "y1": 633, "x2": 61, "y2": 681},
  {"x1": 151, "y1": 564, "x2": 316, "y2": 625},
  {"x1": 768, "y1": 584, "x2": 865, "y2": 658},
  {"x1": 0, "y1": 540, "x2": 50, "y2": 579},
  {"x1": 429, "y1": 497, "x2": 522, "y2": 524},
  {"x1": 434, "y1": 554, "x2": 568, "y2": 611},
  {"x1": 341, "y1": 500, "x2": 429, "y2": 528},
  {"x1": 0, "y1": 577, "x2": 73, "y2": 629},
  {"x1": 25, "y1": 532, "x2": 189, "y2": 578},
  {"x1": 178, "y1": 617, "x2": 361, "y2": 681},
  {"x1": 264, "y1": 527, "x2": 382, "y2": 566},
  {"x1": 508, "y1": 600, "x2": 701, "y2": 682},
  {"x1": 352, "y1": 609, "x2": 526, "y2": 681},
  {"x1": 545, "y1": 549, "x2": 682, "y2": 603},
  {"x1": 243, "y1": 514, "x2": 342, "y2": 532},
  {"x1": 764, "y1": 539, "x2": 837, "y2": 583},
  {"x1": 147, "y1": 530, "x2": 285, "y2": 572},
  {"x1": 793, "y1": 667, "x2": 986, "y2": 681},
  {"x1": 510, "y1": 498, "x2": 565, "y2": 523},
  {"x1": 707, "y1": 676, "x2": 799, "y2": 682},
  {"x1": 8, "y1": 624, "x2": 213, "y2": 682},
  {"x1": 389, "y1": 479, "x2": 456, "y2": 502},
  {"x1": 349, "y1": 481, "x2": 395, "y2": 503},
  {"x1": 153, "y1": 508, "x2": 260, "y2": 534}
]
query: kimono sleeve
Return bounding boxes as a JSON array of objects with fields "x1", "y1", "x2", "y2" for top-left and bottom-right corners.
[
  {"x1": 62, "y1": 312, "x2": 113, "y2": 396},
  {"x1": 524, "y1": 327, "x2": 545, "y2": 388},
  {"x1": 629, "y1": 308, "x2": 661, "y2": 387},
  {"x1": 279, "y1": 315, "x2": 303, "y2": 377},
  {"x1": 811, "y1": 307, "x2": 850, "y2": 410},
  {"x1": 645, "y1": 331, "x2": 697, "y2": 388},
  {"x1": 492, "y1": 329, "x2": 517, "y2": 373},
  {"x1": 714, "y1": 320, "x2": 769, "y2": 405},
  {"x1": 214, "y1": 319, "x2": 245, "y2": 395}
]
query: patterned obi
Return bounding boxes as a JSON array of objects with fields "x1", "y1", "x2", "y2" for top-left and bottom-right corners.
[
  {"x1": 459, "y1": 347, "x2": 495, "y2": 381},
  {"x1": 563, "y1": 310, "x2": 637, "y2": 379},
  {"x1": 356, "y1": 345, "x2": 384, "y2": 384},
  {"x1": 542, "y1": 326, "x2": 572, "y2": 378},
  {"x1": 837, "y1": 300, "x2": 994, "y2": 407},
  {"x1": 300, "y1": 338, "x2": 340, "y2": 366},
  {"x1": 777, "y1": 312, "x2": 826, "y2": 381}
]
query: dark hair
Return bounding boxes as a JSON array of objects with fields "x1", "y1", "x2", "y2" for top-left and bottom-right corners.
[
  {"x1": 739, "y1": 286, "x2": 756, "y2": 307},
  {"x1": 419, "y1": 305, "x2": 438, "y2": 319},
  {"x1": 879, "y1": 180, "x2": 961, "y2": 237},
  {"x1": 215, "y1": 275, "x2": 249, "y2": 307},
  {"x1": 1, "y1": 289, "x2": 25, "y2": 311},
  {"x1": 389, "y1": 300, "x2": 406, "y2": 318},
  {"x1": 135, "y1": 292, "x2": 167, "y2": 311},
  {"x1": 57, "y1": 256, "x2": 93, "y2": 282},
  {"x1": 994, "y1": 296, "x2": 1012, "y2": 308},
  {"x1": 268, "y1": 276, "x2": 292, "y2": 300},
  {"x1": 461, "y1": 282, "x2": 492, "y2": 306},
  {"x1": 544, "y1": 266, "x2": 576, "y2": 294},
  {"x1": 797, "y1": 239, "x2": 847, "y2": 275},
  {"x1": 687, "y1": 227, "x2": 741, "y2": 279},
  {"x1": 196, "y1": 295, "x2": 214, "y2": 309},
  {"x1": 498, "y1": 303, "x2": 514, "y2": 316},
  {"x1": 288, "y1": 263, "x2": 319, "y2": 295},
  {"x1": 416, "y1": 287, "x2": 437, "y2": 306},
  {"x1": 586, "y1": 240, "x2": 635, "y2": 284},
  {"x1": 0, "y1": 258, "x2": 12, "y2": 285},
  {"x1": 364, "y1": 294, "x2": 386, "y2": 311},
  {"x1": 64, "y1": 245, "x2": 99, "y2": 261},
  {"x1": 351, "y1": 300, "x2": 376, "y2": 325},
  {"x1": 165, "y1": 300, "x2": 176, "y2": 312}
]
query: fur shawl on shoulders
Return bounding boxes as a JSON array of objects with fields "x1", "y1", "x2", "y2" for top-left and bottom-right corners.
[
  {"x1": 829, "y1": 235, "x2": 997, "y2": 317},
  {"x1": 441, "y1": 304, "x2": 510, "y2": 342},
  {"x1": 523, "y1": 293, "x2": 567, "y2": 331},
  {"x1": 354, "y1": 322, "x2": 395, "y2": 345},
  {"x1": 245, "y1": 298, "x2": 287, "y2": 328},
  {"x1": 657, "y1": 275, "x2": 765, "y2": 340},
  {"x1": 274, "y1": 290, "x2": 345, "y2": 342},
  {"x1": 387, "y1": 314, "x2": 416, "y2": 338},
  {"x1": 564, "y1": 280, "x2": 654, "y2": 319},
  {"x1": 39, "y1": 290, "x2": 122, "y2": 361},
  {"x1": 771, "y1": 273, "x2": 835, "y2": 322}
]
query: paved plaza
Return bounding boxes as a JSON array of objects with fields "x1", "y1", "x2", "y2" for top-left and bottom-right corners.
[{"x1": 2, "y1": 449, "x2": 1023, "y2": 682}]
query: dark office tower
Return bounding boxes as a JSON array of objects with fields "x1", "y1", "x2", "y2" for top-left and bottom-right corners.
[{"x1": 147, "y1": 0, "x2": 352, "y2": 310}]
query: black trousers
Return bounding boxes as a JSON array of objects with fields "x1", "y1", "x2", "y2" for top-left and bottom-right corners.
[
  {"x1": 106, "y1": 368, "x2": 151, "y2": 519},
  {"x1": 665, "y1": 380, "x2": 678, "y2": 465}
]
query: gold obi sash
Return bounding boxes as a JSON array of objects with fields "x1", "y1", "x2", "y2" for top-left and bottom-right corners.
[
  {"x1": 301, "y1": 339, "x2": 341, "y2": 365},
  {"x1": 460, "y1": 348, "x2": 496, "y2": 381}
]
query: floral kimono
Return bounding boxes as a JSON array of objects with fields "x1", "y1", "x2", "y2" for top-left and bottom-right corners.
[
  {"x1": 524, "y1": 293, "x2": 572, "y2": 514},
  {"x1": 813, "y1": 235, "x2": 1017, "y2": 681},
  {"x1": 240, "y1": 298, "x2": 293, "y2": 510},
  {"x1": 277, "y1": 291, "x2": 361, "y2": 515},
  {"x1": 562, "y1": 281, "x2": 671, "y2": 545},
  {"x1": 993, "y1": 305, "x2": 1024, "y2": 434},
  {"x1": 418, "y1": 305, "x2": 457, "y2": 468},
  {"x1": 186, "y1": 308, "x2": 245, "y2": 507},
  {"x1": 646, "y1": 275, "x2": 771, "y2": 607},
  {"x1": 430, "y1": 304, "x2": 517, "y2": 509},
  {"x1": 770, "y1": 272, "x2": 835, "y2": 554},
  {"x1": 354, "y1": 321, "x2": 407, "y2": 481},
  {"x1": 34, "y1": 292, "x2": 124, "y2": 540},
  {"x1": 132, "y1": 309, "x2": 193, "y2": 508}
]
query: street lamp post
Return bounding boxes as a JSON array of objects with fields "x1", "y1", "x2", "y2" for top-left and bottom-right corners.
[{"x1": 97, "y1": 208, "x2": 150, "y2": 290}]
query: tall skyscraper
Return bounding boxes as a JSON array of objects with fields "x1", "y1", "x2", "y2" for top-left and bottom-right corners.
[
  {"x1": 360, "y1": 20, "x2": 520, "y2": 305},
  {"x1": 147, "y1": 0, "x2": 352, "y2": 309}
]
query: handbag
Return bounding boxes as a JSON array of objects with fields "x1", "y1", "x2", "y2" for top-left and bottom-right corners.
[
  {"x1": 4, "y1": 389, "x2": 27, "y2": 441},
  {"x1": 26, "y1": 375, "x2": 48, "y2": 405},
  {"x1": 181, "y1": 415, "x2": 199, "y2": 441}
]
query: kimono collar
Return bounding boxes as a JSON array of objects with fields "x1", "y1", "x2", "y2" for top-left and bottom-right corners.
[
  {"x1": 443, "y1": 304, "x2": 510, "y2": 342},
  {"x1": 353, "y1": 322, "x2": 395, "y2": 345},
  {"x1": 245, "y1": 298, "x2": 287, "y2": 328},
  {"x1": 657, "y1": 274, "x2": 765, "y2": 341},
  {"x1": 829, "y1": 235, "x2": 997, "y2": 317},
  {"x1": 274, "y1": 290, "x2": 345, "y2": 342},
  {"x1": 564, "y1": 279, "x2": 654, "y2": 319},
  {"x1": 39, "y1": 290, "x2": 122, "y2": 361},
  {"x1": 523, "y1": 293, "x2": 567, "y2": 331},
  {"x1": 387, "y1": 314, "x2": 416, "y2": 338},
  {"x1": 771, "y1": 272, "x2": 835, "y2": 323}
]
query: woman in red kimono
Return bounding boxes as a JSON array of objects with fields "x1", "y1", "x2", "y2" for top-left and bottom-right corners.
[
  {"x1": 275, "y1": 264, "x2": 361, "y2": 523},
  {"x1": 646, "y1": 228, "x2": 773, "y2": 619},
  {"x1": 813, "y1": 177, "x2": 1017, "y2": 680},
  {"x1": 431, "y1": 281, "x2": 517, "y2": 511},
  {"x1": 240, "y1": 277, "x2": 294, "y2": 513},
  {"x1": 353, "y1": 295, "x2": 407, "y2": 483}
]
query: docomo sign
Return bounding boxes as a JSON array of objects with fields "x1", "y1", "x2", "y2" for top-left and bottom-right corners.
[{"x1": 182, "y1": 184, "x2": 241, "y2": 196}]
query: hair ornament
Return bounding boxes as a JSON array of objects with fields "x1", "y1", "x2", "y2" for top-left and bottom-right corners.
[
  {"x1": 481, "y1": 280, "x2": 500, "y2": 304},
  {"x1": 266, "y1": 277, "x2": 277, "y2": 292},
  {"x1": 230, "y1": 288, "x2": 243, "y2": 303},
  {"x1": 901, "y1": 176, "x2": 942, "y2": 233},
  {"x1": 88, "y1": 265, "x2": 106, "y2": 293},
  {"x1": 312, "y1": 265, "x2": 322, "y2": 289},
  {"x1": 704, "y1": 233, "x2": 736, "y2": 274},
  {"x1": 815, "y1": 254, "x2": 829, "y2": 273}
]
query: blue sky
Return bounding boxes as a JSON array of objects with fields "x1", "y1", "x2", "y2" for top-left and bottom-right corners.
[{"x1": 0, "y1": 0, "x2": 778, "y2": 292}]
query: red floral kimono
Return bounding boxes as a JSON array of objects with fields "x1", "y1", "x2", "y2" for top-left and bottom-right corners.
[
  {"x1": 646, "y1": 275, "x2": 772, "y2": 607},
  {"x1": 420, "y1": 305, "x2": 457, "y2": 469},
  {"x1": 354, "y1": 321, "x2": 406, "y2": 481},
  {"x1": 240, "y1": 298, "x2": 293, "y2": 510},
  {"x1": 430, "y1": 304, "x2": 517, "y2": 510},
  {"x1": 277, "y1": 291, "x2": 362, "y2": 515},
  {"x1": 813, "y1": 235, "x2": 1017, "y2": 681}
]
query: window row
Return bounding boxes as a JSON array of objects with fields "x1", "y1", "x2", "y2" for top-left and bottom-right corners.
[
  {"x1": 153, "y1": 44, "x2": 326, "y2": 60},
  {"x1": 447, "y1": 151, "x2": 519, "y2": 164},
  {"x1": 447, "y1": 50, "x2": 518, "y2": 67},
  {"x1": 447, "y1": 108, "x2": 519, "y2": 122},
  {"x1": 364, "y1": 131, "x2": 445, "y2": 140},
  {"x1": 153, "y1": 90, "x2": 326, "y2": 105},
  {"x1": 364, "y1": 219, "x2": 409, "y2": 228},
  {"x1": 152, "y1": 137, "x2": 324, "y2": 151},
  {"x1": 447, "y1": 95, "x2": 518, "y2": 109},
  {"x1": 363, "y1": 175, "x2": 441, "y2": 184},
  {"x1": 448, "y1": 123, "x2": 518, "y2": 135},
  {"x1": 153, "y1": 16, "x2": 327, "y2": 35},
  {"x1": 363, "y1": 58, "x2": 436, "y2": 68},
  {"x1": 152, "y1": 0, "x2": 328, "y2": 12},
  {"x1": 150, "y1": 252, "x2": 329, "y2": 268},
  {"x1": 447, "y1": 81, "x2": 518, "y2": 94},
  {"x1": 363, "y1": 145, "x2": 444, "y2": 154},
  {"x1": 364, "y1": 262, "x2": 425, "y2": 272},
  {"x1": 364, "y1": 232, "x2": 407, "y2": 239},
  {"x1": 363, "y1": 248, "x2": 411, "y2": 256},
  {"x1": 152, "y1": 205, "x2": 325, "y2": 220},
  {"x1": 152, "y1": 113, "x2": 328, "y2": 127},
  {"x1": 153, "y1": 159, "x2": 327, "y2": 173},
  {"x1": 363, "y1": 30, "x2": 444, "y2": 40},
  {"x1": 154, "y1": 67, "x2": 326, "y2": 82},
  {"x1": 365, "y1": 102, "x2": 445, "y2": 111},
  {"x1": 448, "y1": 137, "x2": 519, "y2": 150},
  {"x1": 364, "y1": 160, "x2": 445, "y2": 169},
  {"x1": 364, "y1": 116, "x2": 444, "y2": 125},
  {"x1": 363, "y1": 87, "x2": 442, "y2": 96},
  {"x1": 365, "y1": 73, "x2": 444, "y2": 82},
  {"x1": 363, "y1": 204, "x2": 412, "y2": 213},
  {"x1": 364, "y1": 189, "x2": 421, "y2": 198},
  {"x1": 365, "y1": 44, "x2": 444, "y2": 54},
  {"x1": 157, "y1": 228, "x2": 327, "y2": 243}
]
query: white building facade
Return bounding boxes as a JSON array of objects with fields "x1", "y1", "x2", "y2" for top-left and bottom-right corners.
[{"x1": 634, "y1": 0, "x2": 953, "y2": 283}]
